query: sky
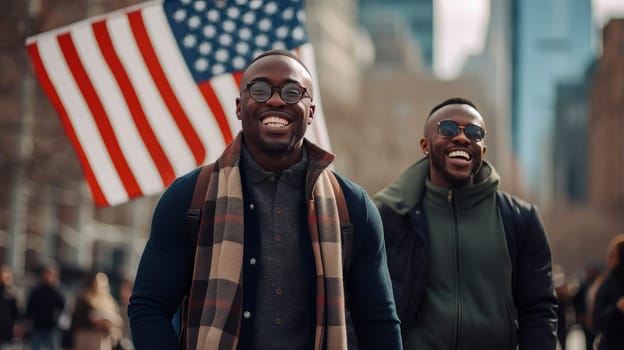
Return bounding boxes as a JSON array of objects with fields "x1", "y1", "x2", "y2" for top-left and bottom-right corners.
[{"x1": 434, "y1": 0, "x2": 624, "y2": 80}]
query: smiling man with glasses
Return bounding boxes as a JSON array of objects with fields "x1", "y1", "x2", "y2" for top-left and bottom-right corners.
[
  {"x1": 129, "y1": 49, "x2": 402, "y2": 350},
  {"x1": 374, "y1": 97, "x2": 558, "y2": 350}
]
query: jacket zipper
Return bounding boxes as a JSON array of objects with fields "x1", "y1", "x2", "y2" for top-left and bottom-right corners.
[{"x1": 449, "y1": 189, "x2": 462, "y2": 350}]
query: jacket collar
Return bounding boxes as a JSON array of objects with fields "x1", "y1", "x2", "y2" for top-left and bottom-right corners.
[{"x1": 374, "y1": 157, "x2": 499, "y2": 215}]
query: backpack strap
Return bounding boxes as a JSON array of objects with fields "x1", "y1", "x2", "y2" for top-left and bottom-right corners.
[
  {"x1": 180, "y1": 163, "x2": 215, "y2": 347},
  {"x1": 186, "y1": 163, "x2": 215, "y2": 247},
  {"x1": 327, "y1": 171, "x2": 353, "y2": 278}
]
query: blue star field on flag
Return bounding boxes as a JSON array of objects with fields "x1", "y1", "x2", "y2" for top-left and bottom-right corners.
[{"x1": 164, "y1": 0, "x2": 309, "y2": 82}]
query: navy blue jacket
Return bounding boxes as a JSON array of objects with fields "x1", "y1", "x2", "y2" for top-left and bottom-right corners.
[{"x1": 128, "y1": 166, "x2": 402, "y2": 350}]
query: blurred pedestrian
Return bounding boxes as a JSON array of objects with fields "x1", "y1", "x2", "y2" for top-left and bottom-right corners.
[
  {"x1": 70, "y1": 272, "x2": 123, "y2": 350},
  {"x1": 115, "y1": 279, "x2": 133, "y2": 350},
  {"x1": 592, "y1": 234, "x2": 624, "y2": 350},
  {"x1": 27, "y1": 263, "x2": 65, "y2": 350},
  {"x1": 0, "y1": 265, "x2": 18, "y2": 350},
  {"x1": 573, "y1": 261, "x2": 605, "y2": 350},
  {"x1": 554, "y1": 265, "x2": 571, "y2": 350}
]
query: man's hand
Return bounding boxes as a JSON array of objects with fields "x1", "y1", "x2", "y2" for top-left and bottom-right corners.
[{"x1": 616, "y1": 296, "x2": 624, "y2": 313}]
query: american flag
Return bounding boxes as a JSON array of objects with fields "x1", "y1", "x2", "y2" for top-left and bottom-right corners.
[{"x1": 26, "y1": 0, "x2": 331, "y2": 207}]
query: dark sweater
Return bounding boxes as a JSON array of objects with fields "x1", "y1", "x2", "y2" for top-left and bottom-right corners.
[{"x1": 128, "y1": 165, "x2": 402, "y2": 350}]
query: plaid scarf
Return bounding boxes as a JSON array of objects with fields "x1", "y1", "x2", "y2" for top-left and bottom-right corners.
[{"x1": 185, "y1": 133, "x2": 348, "y2": 350}]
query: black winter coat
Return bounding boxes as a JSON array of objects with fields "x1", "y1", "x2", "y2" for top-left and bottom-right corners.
[
  {"x1": 0, "y1": 287, "x2": 18, "y2": 342},
  {"x1": 593, "y1": 267, "x2": 624, "y2": 350},
  {"x1": 379, "y1": 191, "x2": 558, "y2": 350}
]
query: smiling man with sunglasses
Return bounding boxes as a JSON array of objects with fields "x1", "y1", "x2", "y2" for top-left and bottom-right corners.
[{"x1": 375, "y1": 97, "x2": 558, "y2": 350}]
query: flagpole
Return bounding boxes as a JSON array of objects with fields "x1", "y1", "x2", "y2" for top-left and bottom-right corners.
[
  {"x1": 7, "y1": 0, "x2": 42, "y2": 277},
  {"x1": 8, "y1": 54, "x2": 36, "y2": 279}
]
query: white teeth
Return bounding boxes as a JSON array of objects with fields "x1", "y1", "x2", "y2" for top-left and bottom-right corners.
[
  {"x1": 262, "y1": 116, "x2": 289, "y2": 128},
  {"x1": 448, "y1": 150, "x2": 471, "y2": 160}
]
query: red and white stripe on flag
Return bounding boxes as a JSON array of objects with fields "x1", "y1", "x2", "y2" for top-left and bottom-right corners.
[{"x1": 25, "y1": 0, "x2": 331, "y2": 207}]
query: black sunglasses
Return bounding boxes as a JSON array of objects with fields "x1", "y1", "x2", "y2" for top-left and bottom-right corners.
[
  {"x1": 243, "y1": 81, "x2": 312, "y2": 104},
  {"x1": 437, "y1": 120, "x2": 486, "y2": 141}
]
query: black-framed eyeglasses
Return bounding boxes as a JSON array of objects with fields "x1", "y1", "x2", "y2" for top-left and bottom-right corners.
[
  {"x1": 437, "y1": 120, "x2": 486, "y2": 142},
  {"x1": 243, "y1": 81, "x2": 312, "y2": 104}
]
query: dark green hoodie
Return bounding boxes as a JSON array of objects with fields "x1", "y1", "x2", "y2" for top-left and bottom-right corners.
[{"x1": 376, "y1": 159, "x2": 517, "y2": 350}]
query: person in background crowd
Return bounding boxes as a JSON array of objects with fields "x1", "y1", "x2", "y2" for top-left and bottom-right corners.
[
  {"x1": 128, "y1": 49, "x2": 402, "y2": 350},
  {"x1": 116, "y1": 278, "x2": 133, "y2": 350},
  {"x1": 592, "y1": 234, "x2": 624, "y2": 350},
  {"x1": 0, "y1": 265, "x2": 18, "y2": 350},
  {"x1": 70, "y1": 272, "x2": 123, "y2": 350},
  {"x1": 573, "y1": 261, "x2": 605, "y2": 350},
  {"x1": 27, "y1": 263, "x2": 66, "y2": 350},
  {"x1": 375, "y1": 97, "x2": 558, "y2": 350},
  {"x1": 553, "y1": 265, "x2": 571, "y2": 350}
]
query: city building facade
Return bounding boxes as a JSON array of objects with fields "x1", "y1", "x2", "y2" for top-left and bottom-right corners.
[
  {"x1": 588, "y1": 19, "x2": 624, "y2": 208},
  {"x1": 358, "y1": 0, "x2": 434, "y2": 70},
  {"x1": 511, "y1": 0, "x2": 594, "y2": 203}
]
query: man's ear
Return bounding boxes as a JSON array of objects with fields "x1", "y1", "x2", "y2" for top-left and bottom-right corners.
[
  {"x1": 420, "y1": 138, "x2": 429, "y2": 155},
  {"x1": 235, "y1": 98, "x2": 241, "y2": 120},
  {"x1": 307, "y1": 104, "x2": 315, "y2": 124}
]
